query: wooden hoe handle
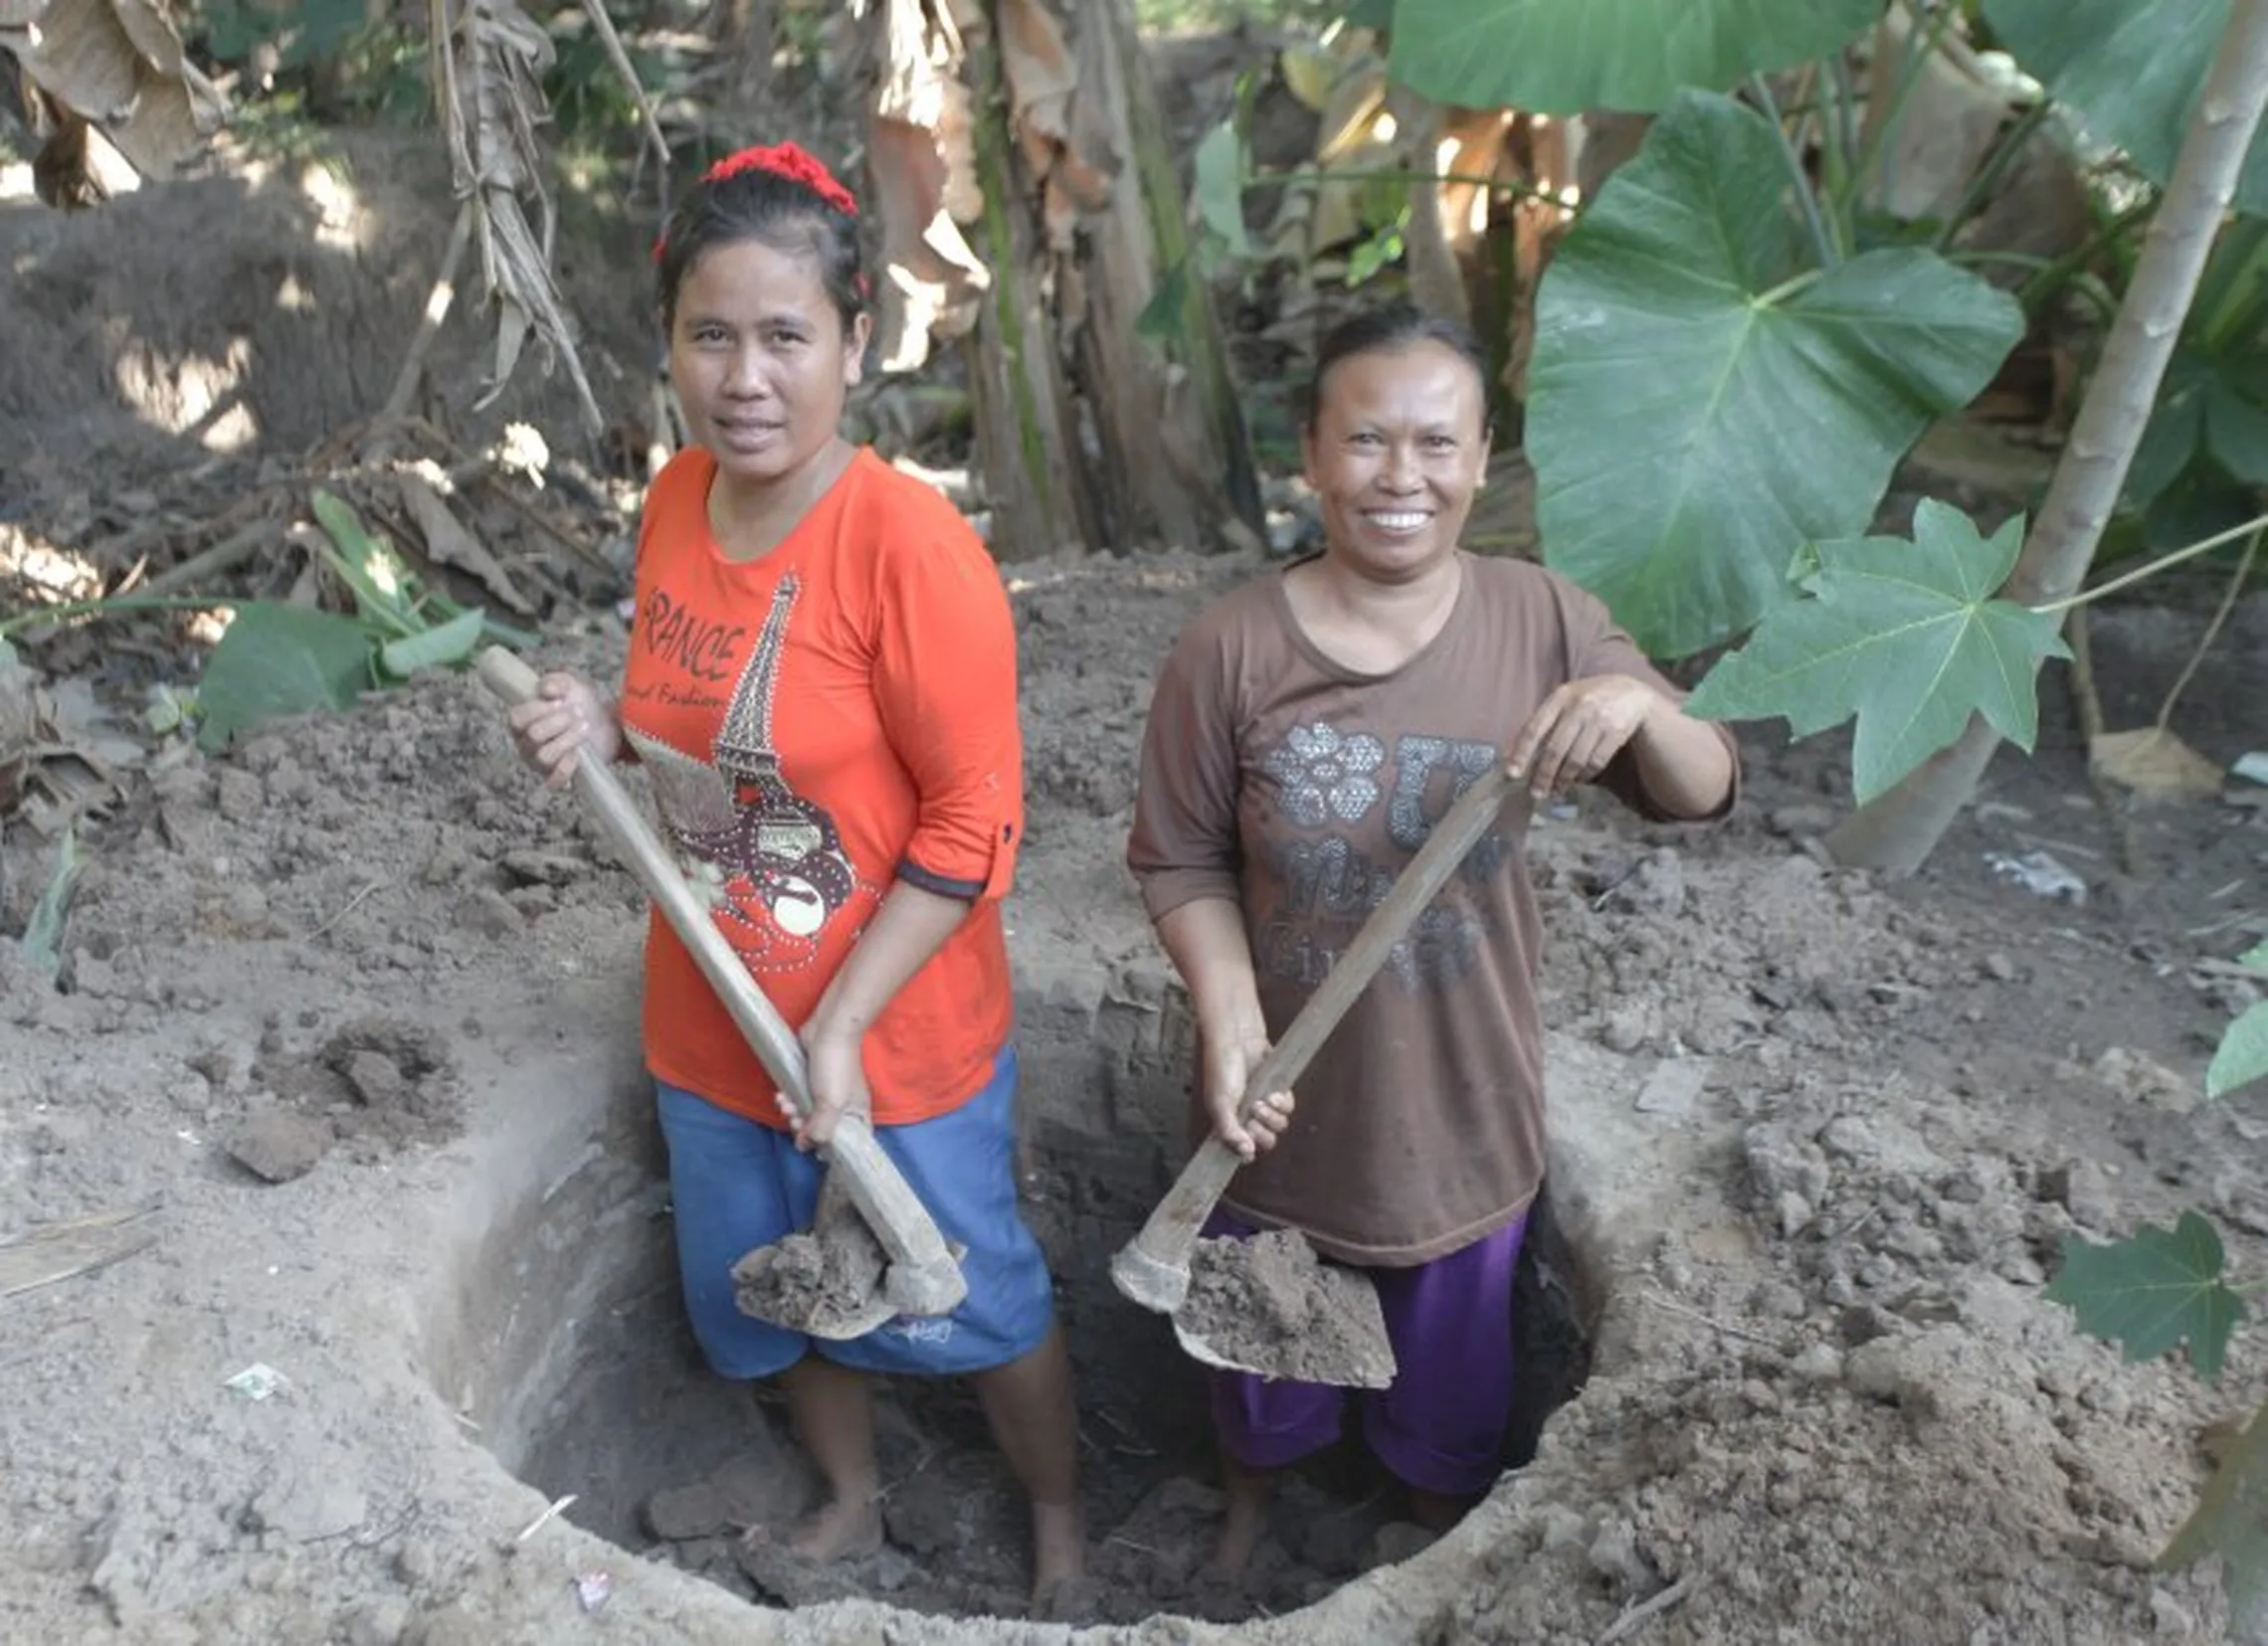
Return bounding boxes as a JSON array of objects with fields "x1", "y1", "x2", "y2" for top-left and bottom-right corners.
[
  {"x1": 1112, "y1": 759, "x2": 1526, "y2": 1311},
  {"x1": 473, "y1": 647, "x2": 962, "y2": 1302}
]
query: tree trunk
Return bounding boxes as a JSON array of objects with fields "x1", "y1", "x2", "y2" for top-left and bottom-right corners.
[
  {"x1": 1826, "y1": 0, "x2": 2268, "y2": 874},
  {"x1": 954, "y1": 0, "x2": 1261, "y2": 558},
  {"x1": 958, "y1": 10, "x2": 1099, "y2": 559}
]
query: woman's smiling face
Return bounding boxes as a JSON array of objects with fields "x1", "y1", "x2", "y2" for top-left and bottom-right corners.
[{"x1": 1301, "y1": 338, "x2": 1491, "y2": 583}]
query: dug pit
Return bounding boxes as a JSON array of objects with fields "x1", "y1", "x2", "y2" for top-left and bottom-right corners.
[{"x1": 416, "y1": 987, "x2": 1603, "y2": 1630}]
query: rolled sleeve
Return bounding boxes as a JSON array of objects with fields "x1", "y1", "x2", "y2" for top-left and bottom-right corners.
[
  {"x1": 873, "y1": 530, "x2": 1023, "y2": 903},
  {"x1": 1127, "y1": 622, "x2": 1244, "y2": 922}
]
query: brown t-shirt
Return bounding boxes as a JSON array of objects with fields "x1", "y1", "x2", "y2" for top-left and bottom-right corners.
[{"x1": 1126, "y1": 555, "x2": 1736, "y2": 1265}]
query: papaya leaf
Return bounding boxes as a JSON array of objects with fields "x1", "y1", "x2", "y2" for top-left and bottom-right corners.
[
  {"x1": 195, "y1": 602, "x2": 373, "y2": 753},
  {"x1": 1387, "y1": 0, "x2": 1878, "y2": 115},
  {"x1": 1528, "y1": 92, "x2": 2024, "y2": 657},
  {"x1": 2044, "y1": 1210, "x2": 2243, "y2": 1382},
  {"x1": 1982, "y1": 0, "x2": 2268, "y2": 217},
  {"x1": 378, "y1": 607, "x2": 485, "y2": 680},
  {"x1": 1683, "y1": 501, "x2": 2069, "y2": 805},
  {"x1": 2161, "y1": 1394, "x2": 2268, "y2": 1635}
]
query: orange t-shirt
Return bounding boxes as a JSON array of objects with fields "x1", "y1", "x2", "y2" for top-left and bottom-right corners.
[{"x1": 617, "y1": 446, "x2": 1022, "y2": 1129}]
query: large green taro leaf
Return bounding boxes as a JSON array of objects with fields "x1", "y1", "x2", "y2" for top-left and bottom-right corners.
[
  {"x1": 1984, "y1": 0, "x2": 2268, "y2": 216},
  {"x1": 1528, "y1": 91, "x2": 2025, "y2": 658},
  {"x1": 1387, "y1": 0, "x2": 1878, "y2": 115}
]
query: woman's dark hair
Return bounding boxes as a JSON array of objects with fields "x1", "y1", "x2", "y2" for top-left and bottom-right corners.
[
  {"x1": 654, "y1": 148, "x2": 867, "y2": 336},
  {"x1": 1304, "y1": 303, "x2": 1491, "y2": 429}
]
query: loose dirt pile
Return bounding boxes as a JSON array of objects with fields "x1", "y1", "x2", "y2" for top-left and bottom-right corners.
[
  {"x1": 5, "y1": 150, "x2": 2268, "y2": 1636},
  {"x1": 1179, "y1": 1229, "x2": 1397, "y2": 1387},
  {"x1": 1, "y1": 542, "x2": 2258, "y2": 1646}
]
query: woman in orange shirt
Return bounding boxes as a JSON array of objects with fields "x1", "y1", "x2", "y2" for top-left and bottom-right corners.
[{"x1": 508, "y1": 144, "x2": 1081, "y2": 1604}]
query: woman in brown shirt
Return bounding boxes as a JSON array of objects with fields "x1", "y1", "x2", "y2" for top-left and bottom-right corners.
[{"x1": 1126, "y1": 304, "x2": 1737, "y2": 1569}]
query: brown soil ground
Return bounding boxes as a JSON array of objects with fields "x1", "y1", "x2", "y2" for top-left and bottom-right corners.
[{"x1": 5, "y1": 78, "x2": 2268, "y2": 1646}]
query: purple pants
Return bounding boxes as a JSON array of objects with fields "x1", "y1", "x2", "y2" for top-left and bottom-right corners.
[{"x1": 1206, "y1": 1209, "x2": 1528, "y2": 1497}]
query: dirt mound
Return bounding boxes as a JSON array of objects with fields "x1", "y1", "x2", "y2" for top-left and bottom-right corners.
[
  {"x1": 0, "y1": 534, "x2": 2259, "y2": 1645},
  {"x1": 0, "y1": 129, "x2": 656, "y2": 518}
]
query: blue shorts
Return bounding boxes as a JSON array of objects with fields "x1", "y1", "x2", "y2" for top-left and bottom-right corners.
[{"x1": 655, "y1": 1045, "x2": 1055, "y2": 1379}]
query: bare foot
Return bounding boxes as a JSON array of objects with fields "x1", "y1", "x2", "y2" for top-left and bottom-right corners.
[
  {"x1": 1029, "y1": 1497, "x2": 1086, "y2": 1611},
  {"x1": 741, "y1": 1491, "x2": 884, "y2": 1564}
]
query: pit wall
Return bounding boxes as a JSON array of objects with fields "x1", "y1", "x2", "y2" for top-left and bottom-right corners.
[
  {"x1": 403, "y1": 956, "x2": 1672, "y2": 1645},
  {"x1": 416, "y1": 960, "x2": 1195, "y2": 1483},
  {"x1": 413, "y1": 983, "x2": 660, "y2": 1475}
]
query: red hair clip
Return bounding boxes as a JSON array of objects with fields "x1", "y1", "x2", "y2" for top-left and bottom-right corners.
[
  {"x1": 653, "y1": 141, "x2": 859, "y2": 265},
  {"x1": 704, "y1": 141, "x2": 858, "y2": 218}
]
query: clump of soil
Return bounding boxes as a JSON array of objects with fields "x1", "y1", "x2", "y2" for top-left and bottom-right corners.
[
  {"x1": 731, "y1": 1194, "x2": 887, "y2": 1335},
  {"x1": 234, "y1": 1011, "x2": 462, "y2": 1174},
  {"x1": 221, "y1": 1105, "x2": 332, "y2": 1184},
  {"x1": 1182, "y1": 1228, "x2": 1398, "y2": 1388}
]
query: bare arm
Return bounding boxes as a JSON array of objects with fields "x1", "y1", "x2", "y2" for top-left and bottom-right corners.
[
  {"x1": 795, "y1": 516, "x2": 1020, "y2": 1148},
  {"x1": 1158, "y1": 897, "x2": 1265, "y2": 1047},
  {"x1": 791, "y1": 880, "x2": 970, "y2": 1148},
  {"x1": 1625, "y1": 691, "x2": 1736, "y2": 820},
  {"x1": 1509, "y1": 675, "x2": 1734, "y2": 820},
  {"x1": 1154, "y1": 896, "x2": 1291, "y2": 1161}
]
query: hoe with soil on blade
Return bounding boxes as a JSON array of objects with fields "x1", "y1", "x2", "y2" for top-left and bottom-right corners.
[
  {"x1": 1111, "y1": 760, "x2": 1529, "y2": 1387},
  {"x1": 475, "y1": 646, "x2": 961, "y2": 1340}
]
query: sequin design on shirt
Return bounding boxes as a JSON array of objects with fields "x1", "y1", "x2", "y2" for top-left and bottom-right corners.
[
  {"x1": 1253, "y1": 721, "x2": 1502, "y2": 993},
  {"x1": 628, "y1": 573, "x2": 869, "y2": 967},
  {"x1": 1263, "y1": 722, "x2": 1388, "y2": 826}
]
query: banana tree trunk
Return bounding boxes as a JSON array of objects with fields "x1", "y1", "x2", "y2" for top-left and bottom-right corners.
[
  {"x1": 957, "y1": 9, "x2": 1101, "y2": 559},
  {"x1": 873, "y1": 0, "x2": 1260, "y2": 558}
]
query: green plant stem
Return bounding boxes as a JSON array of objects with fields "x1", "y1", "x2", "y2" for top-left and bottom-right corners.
[
  {"x1": 2194, "y1": 217, "x2": 2268, "y2": 352},
  {"x1": 2030, "y1": 510, "x2": 2268, "y2": 615},
  {"x1": 1813, "y1": 61, "x2": 1852, "y2": 249},
  {"x1": 1826, "y1": 55, "x2": 1860, "y2": 196},
  {"x1": 1932, "y1": 99, "x2": 2055, "y2": 253},
  {"x1": 0, "y1": 594, "x2": 242, "y2": 641},
  {"x1": 2153, "y1": 521, "x2": 2261, "y2": 730},
  {"x1": 1750, "y1": 73, "x2": 1839, "y2": 271},
  {"x1": 2014, "y1": 200, "x2": 2158, "y2": 310},
  {"x1": 1947, "y1": 251, "x2": 2122, "y2": 322}
]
